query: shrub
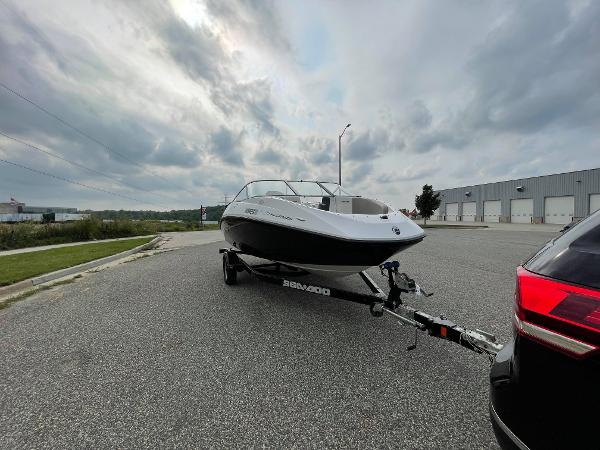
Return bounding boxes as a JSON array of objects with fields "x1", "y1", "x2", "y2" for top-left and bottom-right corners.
[{"x1": 0, "y1": 219, "x2": 205, "y2": 250}]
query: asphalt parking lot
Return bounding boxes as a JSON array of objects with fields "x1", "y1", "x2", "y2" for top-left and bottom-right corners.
[{"x1": 0, "y1": 228, "x2": 556, "y2": 448}]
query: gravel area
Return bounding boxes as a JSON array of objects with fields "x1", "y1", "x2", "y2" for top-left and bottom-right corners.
[{"x1": 0, "y1": 228, "x2": 555, "y2": 448}]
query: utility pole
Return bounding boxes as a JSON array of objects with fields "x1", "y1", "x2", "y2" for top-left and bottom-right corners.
[{"x1": 338, "y1": 123, "x2": 351, "y2": 186}]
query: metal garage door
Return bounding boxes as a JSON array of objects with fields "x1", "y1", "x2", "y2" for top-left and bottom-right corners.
[
  {"x1": 462, "y1": 202, "x2": 476, "y2": 222},
  {"x1": 483, "y1": 200, "x2": 501, "y2": 222},
  {"x1": 544, "y1": 196, "x2": 574, "y2": 224},
  {"x1": 446, "y1": 203, "x2": 458, "y2": 221},
  {"x1": 591, "y1": 194, "x2": 600, "y2": 215},
  {"x1": 510, "y1": 199, "x2": 533, "y2": 224}
]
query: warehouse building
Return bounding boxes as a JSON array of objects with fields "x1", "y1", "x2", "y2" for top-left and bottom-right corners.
[
  {"x1": 0, "y1": 199, "x2": 87, "y2": 223},
  {"x1": 0, "y1": 201, "x2": 77, "y2": 214},
  {"x1": 432, "y1": 168, "x2": 600, "y2": 224}
]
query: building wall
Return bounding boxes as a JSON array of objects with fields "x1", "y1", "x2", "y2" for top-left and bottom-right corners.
[
  {"x1": 435, "y1": 168, "x2": 600, "y2": 222},
  {"x1": 0, "y1": 213, "x2": 43, "y2": 223},
  {"x1": 22, "y1": 206, "x2": 78, "y2": 213},
  {"x1": 0, "y1": 202, "x2": 24, "y2": 213}
]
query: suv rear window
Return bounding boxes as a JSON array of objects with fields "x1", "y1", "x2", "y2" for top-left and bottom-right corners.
[{"x1": 526, "y1": 211, "x2": 600, "y2": 289}]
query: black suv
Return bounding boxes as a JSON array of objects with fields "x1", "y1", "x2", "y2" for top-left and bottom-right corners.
[{"x1": 490, "y1": 210, "x2": 600, "y2": 449}]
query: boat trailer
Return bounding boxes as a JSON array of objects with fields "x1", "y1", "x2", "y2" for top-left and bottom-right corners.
[{"x1": 220, "y1": 248, "x2": 503, "y2": 360}]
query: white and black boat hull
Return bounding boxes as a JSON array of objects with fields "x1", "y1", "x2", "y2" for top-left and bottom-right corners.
[{"x1": 221, "y1": 216, "x2": 424, "y2": 275}]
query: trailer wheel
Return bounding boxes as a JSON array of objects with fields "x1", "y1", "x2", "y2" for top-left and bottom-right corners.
[
  {"x1": 223, "y1": 252, "x2": 237, "y2": 285},
  {"x1": 369, "y1": 302, "x2": 384, "y2": 317}
]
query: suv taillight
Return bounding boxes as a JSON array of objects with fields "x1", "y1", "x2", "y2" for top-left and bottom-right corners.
[{"x1": 515, "y1": 266, "x2": 600, "y2": 358}]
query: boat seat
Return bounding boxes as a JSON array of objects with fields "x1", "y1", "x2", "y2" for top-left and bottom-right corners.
[
  {"x1": 318, "y1": 197, "x2": 331, "y2": 211},
  {"x1": 352, "y1": 197, "x2": 389, "y2": 214}
]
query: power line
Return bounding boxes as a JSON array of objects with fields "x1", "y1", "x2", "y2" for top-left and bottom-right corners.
[
  {"x1": 0, "y1": 80, "x2": 198, "y2": 197},
  {"x1": 0, "y1": 130, "x2": 176, "y2": 205},
  {"x1": 0, "y1": 151, "x2": 167, "y2": 209}
]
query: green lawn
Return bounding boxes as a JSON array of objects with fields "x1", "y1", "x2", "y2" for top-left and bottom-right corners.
[
  {"x1": 200, "y1": 223, "x2": 220, "y2": 230},
  {"x1": 0, "y1": 237, "x2": 154, "y2": 286}
]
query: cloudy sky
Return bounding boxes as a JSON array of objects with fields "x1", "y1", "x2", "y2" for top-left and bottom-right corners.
[{"x1": 0, "y1": 0, "x2": 598, "y2": 211}]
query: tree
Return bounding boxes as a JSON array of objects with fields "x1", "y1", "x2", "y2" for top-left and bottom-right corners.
[{"x1": 415, "y1": 184, "x2": 441, "y2": 225}]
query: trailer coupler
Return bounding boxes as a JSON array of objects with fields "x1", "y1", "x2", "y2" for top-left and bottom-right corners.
[{"x1": 371, "y1": 302, "x2": 503, "y2": 360}]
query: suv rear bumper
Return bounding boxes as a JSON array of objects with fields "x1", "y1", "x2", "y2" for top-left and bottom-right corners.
[
  {"x1": 489, "y1": 340, "x2": 530, "y2": 450},
  {"x1": 489, "y1": 400, "x2": 529, "y2": 450},
  {"x1": 490, "y1": 335, "x2": 599, "y2": 449}
]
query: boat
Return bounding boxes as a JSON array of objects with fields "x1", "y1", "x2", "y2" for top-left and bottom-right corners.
[{"x1": 219, "y1": 180, "x2": 425, "y2": 275}]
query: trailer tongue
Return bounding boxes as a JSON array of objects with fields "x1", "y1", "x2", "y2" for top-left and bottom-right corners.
[{"x1": 220, "y1": 248, "x2": 503, "y2": 359}]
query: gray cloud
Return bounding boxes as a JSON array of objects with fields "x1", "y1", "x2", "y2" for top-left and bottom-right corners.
[
  {"x1": 1, "y1": 3, "x2": 67, "y2": 72},
  {"x1": 204, "y1": 0, "x2": 291, "y2": 54},
  {"x1": 346, "y1": 129, "x2": 392, "y2": 161},
  {"x1": 408, "y1": 101, "x2": 432, "y2": 129},
  {"x1": 379, "y1": 166, "x2": 437, "y2": 183},
  {"x1": 463, "y1": 0, "x2": 600, "y2": 133},
  {"x1": 298, "y1": 136, "x2": 335, "y2": 165},
  {"x1": 160, "y1": 17, "x2": 226, "y2": 84},
  {"x1": 400, "y1": 0, "x2": 599, "y2": 157},
  {"x1": 1, "y1": 0, "x2": 599, "y2": 211},
  {"x1": 313, "y1": 151, "x2": 334, "y2": 165},
  {"x1": 287, "y1": 156, "x2": 310, "y2": 180},
  {"x1": 191, "y1": 166, "x2": 245, "y2": 196},
  {"x1": 210, "y1": 78, "x2": 279, "y2": 136},
  {"x1": 254, "y1": 147, "x2": 283, "y2": 165},
  {"x1": 156, "y1": 7, "x2": 280, "y2": 137},
  {"x1": 150, "y1": 137, "x2": 201, "y2": 167},
  {"x1": 346, "y1": 162, "x2": 373, "y2": 185},
  {"x1": 413, "y1": 128, "x2": 470, "y2": 153},
  {"x1": 208, "y1": 126, "x2": 244, "y2": 166},
  {"x1": 0, "y1": 10, "x2": 204, "y2": 208}
]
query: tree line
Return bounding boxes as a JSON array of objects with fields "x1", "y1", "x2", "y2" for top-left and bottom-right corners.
[{"x1": 86, "y1": 205, "x2": 226, "y2": 222}]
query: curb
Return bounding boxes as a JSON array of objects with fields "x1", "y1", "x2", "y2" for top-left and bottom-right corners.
[
  {"x1": 421, "y1": 225, "x2": 489, "y2": 229},
  {"x1": 0, "y1": 236, "x2": 161, "y2": 299}
]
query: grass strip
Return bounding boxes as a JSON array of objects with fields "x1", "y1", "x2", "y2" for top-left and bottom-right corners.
[
  {"x1": 0, "y1": 219, "x2": 218, "y2": 251},
  {"x1": 0, "y1": 236, "x2": 153, "y2": 286}
]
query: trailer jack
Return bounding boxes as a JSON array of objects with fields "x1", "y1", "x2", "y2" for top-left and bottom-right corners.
[{"x1": 220, "y1": 248, "x2": 504, "y2": 360}]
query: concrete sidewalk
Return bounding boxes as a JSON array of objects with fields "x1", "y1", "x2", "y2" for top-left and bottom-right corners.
[
  {"x1": 158, "y1": 230, "x2": 223, "y2": 249},
  {"x1": 0, "y1": 235, "x2": 156, "y2": 257},
  {"x1": 0, "y1": 229, "x2": 225, "y2": 257},
  {"x1": 417, "y1": 219, "x2": 563, "y2": 233}
]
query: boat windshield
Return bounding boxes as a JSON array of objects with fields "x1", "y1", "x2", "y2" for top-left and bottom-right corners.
[
  {"x1": 287, "y1": 181, "x2": 330, "y2": 197},
  {"x1": 234, "y1": 180, "x2": 296, "y2": 201},
  {"x1": 319, "y1": 182, "x2": 354, "y2": 196},
  {"x1": 233, "y1": 180, "x2": 355, "y2": 202}
]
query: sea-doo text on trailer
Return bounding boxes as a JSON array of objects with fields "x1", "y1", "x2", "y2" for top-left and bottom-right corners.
[{"x1": 283, "y1": 279, "x2": 330, "y2": 296}]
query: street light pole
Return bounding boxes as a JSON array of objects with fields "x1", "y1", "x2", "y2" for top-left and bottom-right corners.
[{"x1": 338, "y1": 123, "x2": 351, "y2": 186}]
